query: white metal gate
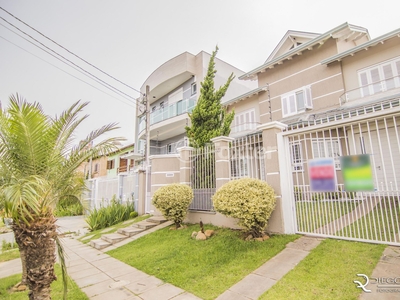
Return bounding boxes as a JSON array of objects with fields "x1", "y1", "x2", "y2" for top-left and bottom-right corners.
[{"x1": 280, "y1": 104, "x2": 400, "y2": 246}]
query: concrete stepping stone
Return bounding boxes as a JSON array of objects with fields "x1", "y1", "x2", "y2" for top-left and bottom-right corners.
[
  {"x1": 90, "y1": 239, "x2": 111, "y2": 250},
  {"x1": 117, "y1": 227, "x2": 145, "y2": 237},
  {"x1": 133, "y1": 220, "x2": 157, "y2": 230},
  {"x1": 146, "y1": 216, "x2": 168, "y2": 224},
  {"x1": 101, "y1": 233, "x2": 128, "y2": 244}
]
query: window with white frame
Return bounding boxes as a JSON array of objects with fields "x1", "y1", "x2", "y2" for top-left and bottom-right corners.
[
  {"x1": 191, "y1": 82, "x2": 197, "y2": 95},
  {"x1": 281, "y1": 86, "x2": 312, "y2": 117},
  {"x1": 233, "y1": 109, "x2": 256, "y2": 134},
  {"x1": 312, "y1": 139, "x2": 342, "y2": 169},
  {"x1": 358, "y1": 56, "x2": 400, "y2": 97},
  {"x1": 290, "y1": 142, "x2": 303, "y2": 171}
]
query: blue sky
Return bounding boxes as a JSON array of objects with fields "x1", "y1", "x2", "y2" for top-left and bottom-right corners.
[{"x1": 0, "y1": 0, "x2": 398, "y2": 145}]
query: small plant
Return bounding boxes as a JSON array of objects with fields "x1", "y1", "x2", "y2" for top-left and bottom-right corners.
[
  {"x1": 54, "y1": 196, "x2": 85, "y2": 217},
  {"x1": 212, "y1": 178, "x2": 276, "y2": 238},
  {"x1": 152, "y1": 183, "x2": 193, "y2": 228},
  {"x1": 2, "y1": 240, "x2": 18, "y2": 251},
  {"x1": 85, "y1": 196, "x2": 137, "y2": 231}
]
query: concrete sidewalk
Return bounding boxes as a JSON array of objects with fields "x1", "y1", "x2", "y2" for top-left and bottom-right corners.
[
  {"x1": 216, "y1": 236, "x2": 322, "y2": 300},
  {"x1": 61, "y1": 236, "x2": 201, "y2": 300}
]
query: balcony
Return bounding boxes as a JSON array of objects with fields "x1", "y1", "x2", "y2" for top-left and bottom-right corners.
[
  {"x1": 340, "y1": 75, "x2": 400, "y2": 105},
  {"x1": 138, "y1": 98, "x2": 196, "y2": 134},
  {"x1": 230, "y1": 122, "x2": 261, "y2": 138}
]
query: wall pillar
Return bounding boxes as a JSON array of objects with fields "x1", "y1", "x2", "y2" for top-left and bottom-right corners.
[
  {"x1": 178, "y1": 146, "x2": 193, "y2": 186},
  {"x1": 137, "y1": 169, "x2": 146, "y2": 215},
  {"x1": 258, "y1": 121, "x2": 288, "y2": 234},
  {"x1": 211, "y1": 136, "x2": 234, "y2": 189}
]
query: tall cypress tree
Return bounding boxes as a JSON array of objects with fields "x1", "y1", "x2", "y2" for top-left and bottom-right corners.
[{"x1": 185, "y1": 46, "x2": 235, "y2": 148}]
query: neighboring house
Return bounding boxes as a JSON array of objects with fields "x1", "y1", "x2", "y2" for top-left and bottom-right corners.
[{"x1": 82, "y1": 143, "x2": 135, "y2": 179}]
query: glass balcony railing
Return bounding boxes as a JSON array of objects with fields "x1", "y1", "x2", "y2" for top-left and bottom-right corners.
[
  {"x1": 150, "y1": 98, "x2": 196, "y2": 125},
  {"x1": 340, "y1": 75, "x2": 400, "y2": 105},
  {"x1": 138, "y1": 98, "x2": 195, "y2": 134}
]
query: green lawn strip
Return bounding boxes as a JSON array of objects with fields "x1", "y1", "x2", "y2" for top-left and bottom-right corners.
[
  {"x1": 108, "y1": 224, "x2": 299, "y2": 300},
  {"x1": 296, "y1": 201, "x2": 359, "y2": 232},
  {"x1": 78, "y1": 214, "x2": 151, "y2": 244},
  {"x1": 338, "y1": 198, "x2": 400, "y2": 241},
  {"x1": 259, "y1": 239, "x2": 385, "y2": 300},
  {"x1": 0, "y1": 264, "x2": 88, "y2": 299},
  {"x1": 0, "y1": 249, "x2": 20, "y2": 262}
]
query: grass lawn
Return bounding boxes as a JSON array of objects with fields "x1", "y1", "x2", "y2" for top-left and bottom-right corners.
[
  {"x1": 0, "y1": 264, "x2": 88, "y2": 300},
  {"x1": 78, "y1": 214, "x2": 150, "y2": 244},
  {"x1": 0, "y1": 249, "x2": 20, "y2": 262},
  {"x1": 339, "y1": 197, "x2": 400, "y2": 242},
  {"x1": 108, "y1": 223, "x2": 299, "y2": 300},
  {"x1": 260, "y1": 238, "x2": 385, "y2": 300},
  {"x1": 296, "y1": 200, "x2": 359, "y2": 232}
]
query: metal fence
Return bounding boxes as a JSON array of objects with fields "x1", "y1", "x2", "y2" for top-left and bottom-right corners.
[
  {"x1": 230, "y1": 133, "x2": 265, "y2": 180},
  {"x1": 189, "y1": 144, "x2": 216, "y2": 211},
  {"x1": 282, "y1": 107, "x2": 400, "y2": 245},
  {"x1": 84, "y1": 174, "x2": 138, "y2": 211}
]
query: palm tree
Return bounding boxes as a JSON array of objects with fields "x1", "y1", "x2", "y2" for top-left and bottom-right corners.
[{"x1": 0, "y1": 94, "x2": 124, "y2": 300}]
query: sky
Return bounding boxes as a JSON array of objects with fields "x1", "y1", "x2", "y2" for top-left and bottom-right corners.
[{"x1": 0, "y1": 0, "x2": 399, "y2": 147}]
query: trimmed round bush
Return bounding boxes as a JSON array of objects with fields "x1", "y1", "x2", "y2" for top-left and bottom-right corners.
[
  {"x1": 152, "y1": 183, "x2": 193, "y2": 228},
  {"x1": 212, "y1": 178, "x2": 276, "y2": 237}
]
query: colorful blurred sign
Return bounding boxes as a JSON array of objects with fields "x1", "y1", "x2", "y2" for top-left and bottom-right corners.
[
  {"x1": 308, "y1": 158, "x2": 336, "y2": 192},
  {"x1": 340, "y1": 154, "x2": 374, "y2": 192}
]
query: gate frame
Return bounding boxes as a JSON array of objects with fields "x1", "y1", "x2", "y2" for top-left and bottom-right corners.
[{"x1": 277, "y1": 104, "x2": 400, "y2": 245}]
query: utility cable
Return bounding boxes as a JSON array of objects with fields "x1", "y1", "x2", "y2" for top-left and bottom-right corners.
[
  {"x1": 0, "y1": 6, "x2": 144, "y2": 96},
  {"x1": 0, "y1": 23, "x2": 136, "y2": 106},
  {"x1": 0, "y1": 34, "x2": 136, "y2": 108},
  {"x1": 0, "y1": 16, "x2": 140, "y2": 103}
]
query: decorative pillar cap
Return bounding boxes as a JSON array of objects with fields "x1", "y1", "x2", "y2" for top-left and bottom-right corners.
[
  {"x1": 177, "y1": 146, "x2": 194, "y2": 153},
  {"x1": 257, "y1": 121, "x2": 288, "y2": 131},
  {"x1": 210, "y1": 136, "x2": 235, "y2": 143}
]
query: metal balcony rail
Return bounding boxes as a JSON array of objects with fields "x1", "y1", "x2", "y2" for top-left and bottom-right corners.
[{"x1": 339, "y1": 75, "x2": 400, "y2": 105}]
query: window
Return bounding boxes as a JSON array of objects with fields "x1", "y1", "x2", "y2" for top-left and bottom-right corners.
[
  {"x1": 107, "y1": 159, "x2": 115, "y2": 170},
  {"x1": 160, "y1": 101, "x2": 164, "y2": 109},
  {"x1": 312, "y1": 139, "x2": 341, "y2": 169},
  {"x1": 358, "y1": 56, "x2": 400, "y2": 97},
  {"x1": 233, "y1": 109, "x2": 256, "y2": 133},
  {"x1": 168, "y1": 87, "x2": 183, "y2": 105},
  {"x1": 167, "y1": 143, "x2": 173, "y2": 154},
  {"x1": 191, "y1": 83, "x2": 197, "y2": 95},
  {"x1": 290, "y1": 142, "x2": 303, "y2": 171},
  {"x1": 281, "y1": 86, "x2": 312, "y2": 117},
  {"x1": 94, "y1": 163, "x2": 99, "y2": 173}
]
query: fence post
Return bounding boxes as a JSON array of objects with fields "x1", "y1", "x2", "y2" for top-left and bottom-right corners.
[
  {"x1": 211, "y1": 136, "x2": 234, "y2": 190},
  {"x1": 178, "y1": 146, "x2": 193, "y2": 186},
  {"x1": 258, "y1": 121, "x2": 288, "y2": 234},
  {"x1": 137, "y1": 169, "x2": 146, "y2": 215}
]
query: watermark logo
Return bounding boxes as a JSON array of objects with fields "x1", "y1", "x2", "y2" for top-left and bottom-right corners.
[
  {"x1": 354, "y1": 274, "x2": 400, "y2": 294},
  {"x1": 354, "y1": 274, "x2": 371, "y2": 293}
]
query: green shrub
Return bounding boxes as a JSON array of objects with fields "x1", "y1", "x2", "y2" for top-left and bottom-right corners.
[
  {"x1": 85, "y1": 196, "x2": 137, "y2": 231},
  {"x1": 54, "y1": 196, "x2": 84, "y2": 217},
  {"x1": 212, "y1": 178, "x2": 276, "y2": 237},
  {"x1": 152, "y1": 183, "x2": 193, "y2": 228}
]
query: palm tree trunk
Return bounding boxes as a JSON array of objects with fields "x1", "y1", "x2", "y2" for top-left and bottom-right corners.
[
  {"x1": 12, "y1": 227, "x2": 28, "y2": 286},
  {"x1": 16, "y1": 215, "x2": 58, "y2": 300}
]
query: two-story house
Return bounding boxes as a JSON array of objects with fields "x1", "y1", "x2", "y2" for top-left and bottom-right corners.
[{"x1": 223, "y1": 22, "x2": 400, "y2": 244}]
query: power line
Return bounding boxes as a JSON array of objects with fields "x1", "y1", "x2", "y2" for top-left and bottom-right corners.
[
  {"x1": 0, "y1": 23, "x2": 136, "y2": 107},
  {"x1": 0, "y1": 6, "x2": 144, "y2": 96},
  {"x1": 0, "y1": 35, "x2": 136, "y2": 108},
  {"x1": 0, "y1": 15, "x2": 140, "y2": 103}
]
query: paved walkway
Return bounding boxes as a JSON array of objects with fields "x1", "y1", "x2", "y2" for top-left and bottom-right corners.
[{"x1": 1, "y1": 216, "x2": 398, "y2": 299}]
